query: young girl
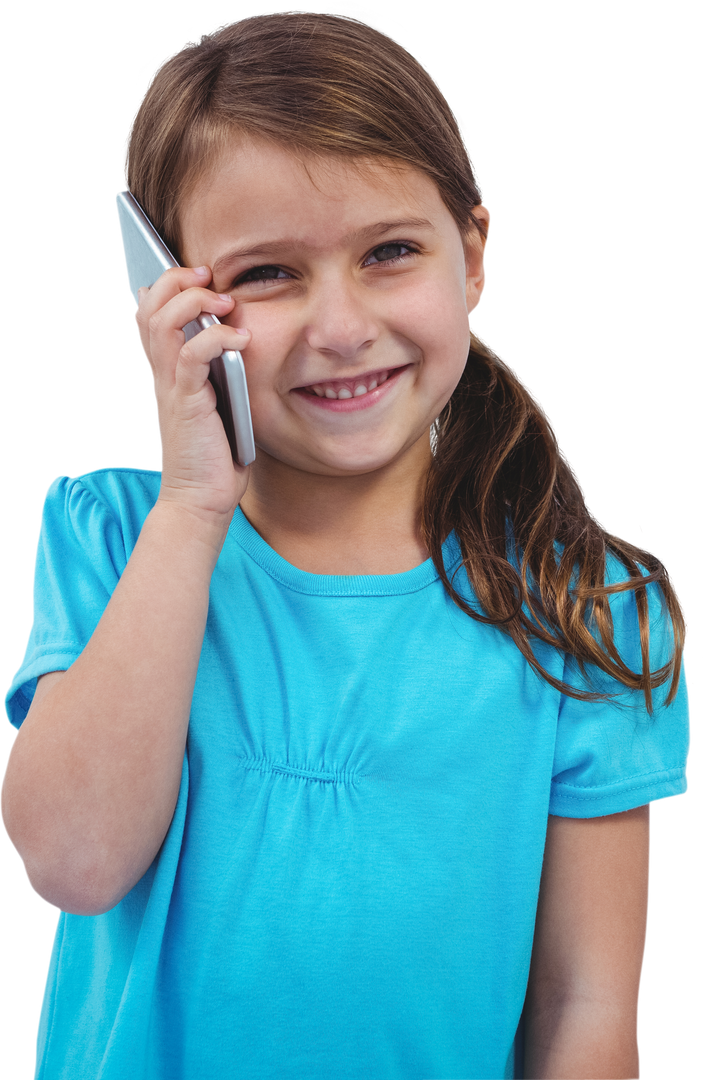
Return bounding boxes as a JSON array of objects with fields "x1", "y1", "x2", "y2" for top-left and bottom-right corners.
[{"x1": 2, "y1": 12, "x2": 689, "y2": 1080}]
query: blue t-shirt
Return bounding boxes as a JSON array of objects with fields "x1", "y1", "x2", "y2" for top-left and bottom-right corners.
[{"x1": 6, "y1": 469, "x2": 689, "y2": 1080}]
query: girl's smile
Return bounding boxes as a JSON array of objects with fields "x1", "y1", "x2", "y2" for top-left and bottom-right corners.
[{"x1": 294, "y1": 363, "x2": 407, "y2": 409}]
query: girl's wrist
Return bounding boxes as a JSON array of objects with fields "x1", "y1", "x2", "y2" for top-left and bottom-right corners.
[{"x1": 150, "y1": 496, "x2": 234, "y2": 565}]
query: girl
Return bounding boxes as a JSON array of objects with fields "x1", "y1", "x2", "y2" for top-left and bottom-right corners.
[{"x1": 1, "y1": 12, "x2": 689, "y2": 1080}]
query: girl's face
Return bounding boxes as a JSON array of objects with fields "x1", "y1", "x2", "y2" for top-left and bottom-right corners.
[{"x1": 180, "y1": 138, "x2": 487, "y2": 480}]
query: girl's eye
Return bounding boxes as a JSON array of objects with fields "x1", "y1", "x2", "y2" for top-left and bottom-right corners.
[
  {"x1": 233, "y1": 239, "x2": 418, "y2": 285},
  {"x1": 235, "y1": 265, "x2": 289, "y2": 287},
  {"x1": 362, "y1": 241, "x2": 418, "y2": 266}
]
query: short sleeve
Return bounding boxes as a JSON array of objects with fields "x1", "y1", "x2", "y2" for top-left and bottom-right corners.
[
  {"x1": 550, "y1": 568, "x2": 689, "y2": 817},
  {"x1": 5, "y1": 470, "x2": 159, "y2": 728}
]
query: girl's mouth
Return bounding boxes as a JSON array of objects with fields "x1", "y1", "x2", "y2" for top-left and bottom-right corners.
[{"x1": 291, "y1": 365, "x2": 412, "y2": 410}]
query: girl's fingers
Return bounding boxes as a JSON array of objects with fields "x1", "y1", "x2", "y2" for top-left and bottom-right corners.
[{"x1": 174, "y1": 325, "x2": 251, "y2": 397}]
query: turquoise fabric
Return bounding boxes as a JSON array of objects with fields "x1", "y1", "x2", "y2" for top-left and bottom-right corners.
[{"x1": 6, "y1": 469, "x2": 688, "y2": 1080}]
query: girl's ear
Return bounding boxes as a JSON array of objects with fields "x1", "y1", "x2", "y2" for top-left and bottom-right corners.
[
  {"x1": 464, "y1": 206, "x2": 492, "y2": 263},
  {"x1": 464, "y1": 204, "x2": 492, "y2": 313},
  {"x1": 470, "y1": 203, "x2": 492, "y2": 251},
  {"x1": 479, "y1": 203, "x2": 494, "y2": 243}
]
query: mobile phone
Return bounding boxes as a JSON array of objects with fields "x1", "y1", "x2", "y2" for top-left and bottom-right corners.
[{"x1": 116, "y1": 191, "x2": 256, "y2": 466}]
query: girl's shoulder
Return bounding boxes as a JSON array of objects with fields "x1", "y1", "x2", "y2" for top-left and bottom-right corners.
[{"x1": 49, "y1": 466, "x2": 161, "y2": 512}]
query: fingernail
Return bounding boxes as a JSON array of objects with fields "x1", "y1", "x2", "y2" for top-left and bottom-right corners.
[
  {"x1": 218, "y1": 293, "x2": 232, "y2": 302},
  {"x1": 137, "y1": 287, "x2": 146, "y2": 301},
  {"x1": 193, "y1": 266, "x2": 209, "y2": 276},
  {"x1": 235, "y1": 327, "x2": 249, "y2": 335}
]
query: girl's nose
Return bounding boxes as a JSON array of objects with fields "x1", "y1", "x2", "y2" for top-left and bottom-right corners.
[{"x1": 303, "y1": 278, "x2": 379, "y2": 360}]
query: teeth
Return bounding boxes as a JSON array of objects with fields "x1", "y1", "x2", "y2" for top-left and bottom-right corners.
[{"x1": 306, "y1": 369, "x2": 392, "y2": 399}]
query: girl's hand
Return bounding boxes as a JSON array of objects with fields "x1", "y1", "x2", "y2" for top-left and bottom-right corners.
[{"x1": 136, "y1": 266, "x2": 252, "y2": 525}]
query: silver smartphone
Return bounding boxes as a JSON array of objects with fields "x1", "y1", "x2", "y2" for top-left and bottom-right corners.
[{"x1": 116, "y1": 191, "x2": 256, "y2": 467}]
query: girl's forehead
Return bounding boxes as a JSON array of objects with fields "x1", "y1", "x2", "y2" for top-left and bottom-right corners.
[
  {"x1": 176, "y1": 136, "x2": 462, "y2": 264},
  {"x1": 199, "y1": 136, "x2": 429, "y2": 199},
  {"x1": 180, "y1": 146, "x2": 440, "y2": 251}
]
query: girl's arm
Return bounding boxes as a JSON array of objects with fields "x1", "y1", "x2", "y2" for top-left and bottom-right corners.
[
  {"x1": 522, "y1": 805, "x2": 649, "y2": 1079},
  {"x1": 1, "y1": 268, "x2": 247, "y2": 917},
  {"x1": 2, "y1": 502, "x2": 227, "y2": 916}
]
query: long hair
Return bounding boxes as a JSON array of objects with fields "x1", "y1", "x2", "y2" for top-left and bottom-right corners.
[{"x1": 127, "y1": 12, "x2": 684, "y2": 708}]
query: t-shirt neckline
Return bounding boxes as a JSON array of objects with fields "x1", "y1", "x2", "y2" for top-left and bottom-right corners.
[{"x1": 229, "y1": 506, "x2": 460, "y2": 597}]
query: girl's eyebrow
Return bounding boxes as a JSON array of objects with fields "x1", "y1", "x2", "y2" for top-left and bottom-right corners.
[{"x1": 211, "y1": 218, "x2": 435, "y2": 277}]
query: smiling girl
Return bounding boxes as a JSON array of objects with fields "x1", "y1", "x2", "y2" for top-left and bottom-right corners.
[{"x1": 1, "y1": 12, "x2": 688, "y2": 1080}]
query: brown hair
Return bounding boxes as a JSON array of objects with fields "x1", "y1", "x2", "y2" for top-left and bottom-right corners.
[{"x1": 127, "y1": 12, "x2": 684, "y2": 709}]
